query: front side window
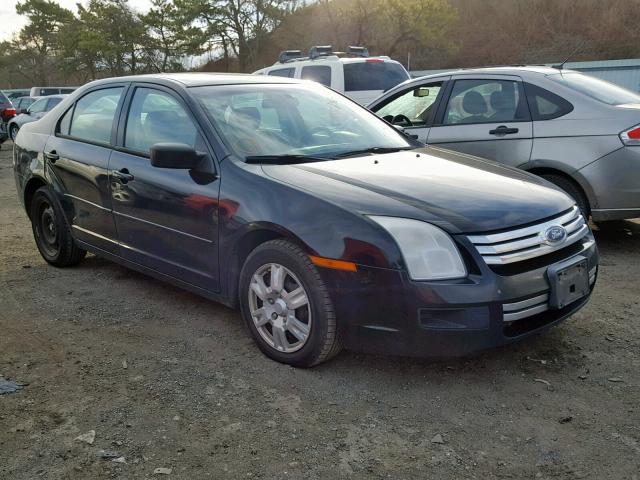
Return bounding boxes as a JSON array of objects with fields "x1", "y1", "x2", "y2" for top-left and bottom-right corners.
[
  {"x1": 268, "y1": 68, "x2": 295, "y2": 78},
  {"x1": 68, "y1": 87, "x2": 123, "y2": 144},
  {"x1": 28, "y1": 98, "x2": 48, "y2": 114},
  {"x1": 375, "y1": 83, "x2": 443, "y2": 126},
  {"x1": 443, "y1": 79, "x2": 529, "y2": 125},
  {"x1": 548, "y1": 72, "x2": 640, "y2": 105},
  {"x1": 124, "y1": 88, "x2": 198, "y2": 154},
  {"x1": 192, "y1": 83, "x2": 411, "y2": 159},
  {"x1": 301, "y1": 66, "x2": 332, "y2": 87}
]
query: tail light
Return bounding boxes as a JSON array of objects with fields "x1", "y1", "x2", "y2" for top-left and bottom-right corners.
[
  {"x1": 1, "y1": 107, "x2": 16, "y2": 121},
  {"x1": 620, "y1": 125, "x2": 640, "y2": 146}
]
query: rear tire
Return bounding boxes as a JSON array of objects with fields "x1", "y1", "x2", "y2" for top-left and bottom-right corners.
[
  {"x1": 239, "y1": 240, "x2": 342, "y2": 367},
  {"x1": 30, "y1": 186, "x2": 86, "y2": 267},
  {"x1": 541, "y1": 174, "x2": 590, "y2": 219}
]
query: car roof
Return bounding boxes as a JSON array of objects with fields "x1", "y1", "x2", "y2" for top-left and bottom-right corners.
[
  {"x1": 416, "y1": 65, "x2": 572, "y2": 79},
  {"x1": 93, "y1": 72, "x2": 301, "y2": 88}
]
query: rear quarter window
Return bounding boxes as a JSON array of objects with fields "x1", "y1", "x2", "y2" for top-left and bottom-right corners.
[
  {"x1": 524, "y1": 83, "x2": 573, "y2": 120},
  {"x1": 344, "y1": 61, "x2": 410, "y2": 92}
]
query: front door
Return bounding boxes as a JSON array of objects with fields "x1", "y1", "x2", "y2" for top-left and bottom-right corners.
[
  {"x1": 372, "y1": 80, "x2": 447, "y2": 143},
  {"x1": 427, "y1": 76, "x2": 533, "y2": 168},
  {"x1": 109, "y1": 85, "x2": 221, "y2": 291}
]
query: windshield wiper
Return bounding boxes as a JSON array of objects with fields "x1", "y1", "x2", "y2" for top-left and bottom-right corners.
[
  {"x1": 331, "y1": 146, "x2": 414, "y2": 159},
  {"x1": 245, "y1": 154, "x2": 330, "y2": 165}
]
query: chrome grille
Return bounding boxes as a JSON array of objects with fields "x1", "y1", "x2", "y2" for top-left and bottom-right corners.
[{"x1": 467, "y1": 206, "x2": 590, "y2": 265}]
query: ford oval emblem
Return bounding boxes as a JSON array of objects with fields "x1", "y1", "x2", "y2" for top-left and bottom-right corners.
[{"x1": 543, "y1": 225, "x2": 567, "y2": 245}]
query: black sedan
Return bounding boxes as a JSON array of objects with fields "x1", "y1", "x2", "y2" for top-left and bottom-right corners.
[{"x1": 13, "y1": 74, "x2": 598, "y2": 366}]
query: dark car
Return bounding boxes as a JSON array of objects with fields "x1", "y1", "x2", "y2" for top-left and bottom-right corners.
[{"x1": 13, "y1": 73, "x2": 598, "y2": 367}]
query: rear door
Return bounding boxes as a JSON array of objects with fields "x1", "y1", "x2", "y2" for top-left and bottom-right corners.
[
  {"x1": 370, "y1": 79, "x2": 448, "y2": 143},
  {"x1": 427, "y1": 75, "x2": 533, "y2": 168},
  {"x1": 108, "y1": 84, "x2": 221, "y2": 291},
  {"x1": 45, "y1": 85, "x2": 127, "y2": 254}
]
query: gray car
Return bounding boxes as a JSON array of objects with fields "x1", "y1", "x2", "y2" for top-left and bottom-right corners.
[
  {"x1": 7, "y1": 95, "x2": 66, "y2": 141},
  {"x1": 368, "y1": 66, "x2": 640, "y2": 221}
]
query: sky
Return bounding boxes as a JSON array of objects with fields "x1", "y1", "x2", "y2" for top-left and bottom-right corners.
[{"x1": 0, "y1": 0, "x2": 153, "y2": 41}]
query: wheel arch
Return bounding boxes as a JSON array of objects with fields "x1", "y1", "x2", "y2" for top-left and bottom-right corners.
[
  {"x1": 225, "y1": 224, "x2": 312, "y2": 308},
  {"x1": 524, "y1": 165, "x2": 595, "y2": 210},
  {"x1": 23, "y1": 175, "x2": 48, "y2": 219}
]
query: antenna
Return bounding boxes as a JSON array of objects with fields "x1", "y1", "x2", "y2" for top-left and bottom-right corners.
[{"x1": 553, "y1": 42, "x2": 584, "y2": 70}]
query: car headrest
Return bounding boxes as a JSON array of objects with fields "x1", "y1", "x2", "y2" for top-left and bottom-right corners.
[
  {"x1": 462, "y1": 91, "x2": 488, "y2": 115},
  {"x1": 490, "y1": 91, "x2": 515, "y2": 112}
]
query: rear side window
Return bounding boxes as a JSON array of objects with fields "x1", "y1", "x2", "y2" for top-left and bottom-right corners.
[
  {"x1": 524, "y1": 83, "x2": 573, "y2": 120},
  {"x1": 344, "y1": 61, "x2": 410, "y2": 92},
  {"x1": 443, "y1": 79, "x2": 530, "y2": 125},
  {"x1": 268, "y1": 68, "x2": 295, "y2": 78},
  {"x1": 67, "y1": 87, "x2": 123, "y2": 144},
  {"x1": 301, "y1": 66, "x2": 332, "y2": 87},
  {"x1": 0, "y1": 91, "x2": 9, "y2": 103}
]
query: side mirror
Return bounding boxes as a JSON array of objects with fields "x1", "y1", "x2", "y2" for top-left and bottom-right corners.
[
  {"x1": 150, "y1": 143, "x2": 204, "y2": 169},
  {"x1": 413, "y1": 87, "x2": 430, "y2": 98}
]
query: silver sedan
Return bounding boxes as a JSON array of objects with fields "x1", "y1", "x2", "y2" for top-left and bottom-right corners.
[{"x1": 369, "y1": 66, "x2": 640, "y2": 221}]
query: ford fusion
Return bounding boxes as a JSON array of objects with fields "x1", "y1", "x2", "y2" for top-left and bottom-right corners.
[{"x1": 13, "y1": 74, "x2": 598, "y2": 367}]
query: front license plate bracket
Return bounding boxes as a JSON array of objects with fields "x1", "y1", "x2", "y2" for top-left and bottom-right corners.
[{"x1": 547, "y1": 255, "x2": 589, "y2": 309}]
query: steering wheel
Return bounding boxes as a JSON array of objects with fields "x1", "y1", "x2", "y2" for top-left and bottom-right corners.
[{"x1": 391, "y1": 114, "x2": 413, "y2": 127}]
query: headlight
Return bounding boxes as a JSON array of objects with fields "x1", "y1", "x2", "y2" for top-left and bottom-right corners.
[{"x1": 369, "y1": 216, "x2": 467, "y2": 280}]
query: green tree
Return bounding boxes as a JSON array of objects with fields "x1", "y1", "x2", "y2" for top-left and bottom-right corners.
[
  {"x1": 143, "y1": 0, "x2": 204, "y2": 72},
  {"x1": 10, "y1": 0, "x2": 74, "y2": 84},
  {"x1": 76, "y1": 0, "x2": 147, "y2": 76}
]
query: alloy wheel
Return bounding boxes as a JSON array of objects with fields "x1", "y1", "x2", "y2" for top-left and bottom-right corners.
[{"x1": 248, "y1": 263, "x2": 311, "y2": 353}]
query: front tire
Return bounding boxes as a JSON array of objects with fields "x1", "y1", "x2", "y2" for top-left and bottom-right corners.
[
  {"x1": 239, "y1": 240, "x2": 341, "y2": 367},
  {"x1": 30, "y1": 186, "x2": 86, "y2": 267},
  {"x1": 9, "y1": 124, "x2": 19, "y2": 141}
]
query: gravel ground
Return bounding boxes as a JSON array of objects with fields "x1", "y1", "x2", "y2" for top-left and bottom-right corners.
[{"x1": 0, "y1": 141, "x2": 638, "y2": 479}]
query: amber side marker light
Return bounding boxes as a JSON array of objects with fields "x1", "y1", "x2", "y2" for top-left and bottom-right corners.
[{"x1": 309, "y1": 255, "x2": 357, "y2": 272}]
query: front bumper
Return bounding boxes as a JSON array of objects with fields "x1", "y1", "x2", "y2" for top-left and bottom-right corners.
[{"x1": 321, "y1": 233, "x2": 598, "y2": 357}]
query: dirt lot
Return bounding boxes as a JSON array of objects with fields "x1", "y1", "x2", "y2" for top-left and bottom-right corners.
[{"x1": 0, "y1": 141, "x2": 638, "y2": 480}]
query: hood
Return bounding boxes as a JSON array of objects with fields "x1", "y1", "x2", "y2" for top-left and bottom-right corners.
[{"x1": 264, "y1": 147, "x2": 574, "y2": 234}]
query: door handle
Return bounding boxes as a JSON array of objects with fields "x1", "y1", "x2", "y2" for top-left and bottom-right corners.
[
  {"x1": 44, "y1": 150, "x2": 59, "y2": 162},
  {"x1": 112, "y1": 168, "x2": 134, "y2": 183},
  {"x1": 489, "y1": 125, "x2": 519, "y2": 135}
]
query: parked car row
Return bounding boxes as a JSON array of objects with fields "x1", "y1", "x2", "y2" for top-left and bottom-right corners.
[
  {"x1": 0, "y1": 87, "x2": 76, "y2": 147},
  {"x1": 13, "y1": 72, "x2": 599, "y2": 367}
]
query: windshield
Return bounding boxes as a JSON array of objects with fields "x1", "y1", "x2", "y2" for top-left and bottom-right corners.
[
  {"x1": 548, "y1": 72, "x2": 640, "y2": 105},
  {"x1": 344, "y1": 61, "x2": 410, "y2": 92},
  {"x1": 191, "y1": 83, "x2": 411, "y2": 159}
]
